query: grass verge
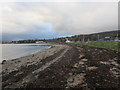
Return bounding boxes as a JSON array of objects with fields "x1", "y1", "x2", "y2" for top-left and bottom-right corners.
[{"x1": 67, "y1": 41, "x2": 120, "y2": 52}]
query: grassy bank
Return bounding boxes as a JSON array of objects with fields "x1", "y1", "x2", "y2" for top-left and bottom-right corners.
[{"x1": 68, "y1": 41, "x2": 120, "y2": 51}]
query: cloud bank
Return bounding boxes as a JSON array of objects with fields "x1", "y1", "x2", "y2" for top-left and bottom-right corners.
[{"x1": 1, "y1": 2, "x2": 118, "y2": 40}]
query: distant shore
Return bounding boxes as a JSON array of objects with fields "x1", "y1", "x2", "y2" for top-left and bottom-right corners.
[{"x1": 2, "y1": 44, "x2": 120, "y2": 89}]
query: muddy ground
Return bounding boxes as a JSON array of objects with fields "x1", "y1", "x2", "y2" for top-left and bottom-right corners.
[{"x1": 1, "y1": 44, "x2": 120, "y2": 90}]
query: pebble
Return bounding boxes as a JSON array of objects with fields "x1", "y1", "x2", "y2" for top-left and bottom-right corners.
[
  {"x1": 1, "y1": 60, "x2": 6, "y2": 64},
  {"x1": 81, "y1": 59, "x2": 88, "y2": 62},
  {"x1": 87, "y1": 66, "x2": 98, "y2": 71},
  {"x1": 67, "y1": 73, "x2": 85, "y2": 87},
  {"x1": 100, "y1": 61, "x2": 110, "y2": 65},
  {"x1": 79, "y1": 54, "x2": 85, "y2": 59}
]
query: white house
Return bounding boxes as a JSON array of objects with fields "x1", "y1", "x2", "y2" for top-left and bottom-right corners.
[
  {"x1": 36, "y1": 41, "x2": 45, "y2": 44},
  {"x1": 65, "y1": 38, "x2": 71, "y2": 43}
]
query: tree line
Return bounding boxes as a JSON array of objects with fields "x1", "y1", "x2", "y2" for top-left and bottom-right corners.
[{"x1": 9, "y1": 30, "x2": 120, "y2": 44}]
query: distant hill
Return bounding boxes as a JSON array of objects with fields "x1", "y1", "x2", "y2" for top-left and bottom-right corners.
[
  {"x1": 46, "y1": 30, "x2": 120, "y2": 43},
  {"x1": 8, "y1": 30, "x2": 119, "y2": 44}
]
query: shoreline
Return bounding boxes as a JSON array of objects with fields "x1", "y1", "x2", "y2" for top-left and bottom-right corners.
[
  {"x1": 2, "y1": 44, "x2": 67, "y2": 74},
  {"x1": 2, "y1": 44, "x2": 120, "y2": 89},
  {"x1": 1, "y1": 44, "x2": 52, "y2": 63}
]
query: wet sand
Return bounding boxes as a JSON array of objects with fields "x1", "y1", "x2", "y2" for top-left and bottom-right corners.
[{"x1": 1, "y1": 44, "x2": 120, "y2": 90}]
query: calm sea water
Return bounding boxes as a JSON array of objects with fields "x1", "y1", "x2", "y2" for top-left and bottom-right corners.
[{"x1": 1, "y1": 44, "x2": 50, "y2": 62}]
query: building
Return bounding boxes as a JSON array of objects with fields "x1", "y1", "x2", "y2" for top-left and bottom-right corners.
[
  {"x1": 36, "y1": 41, "x2": 46, "y2": 44},
  {"x1": 65, "y1": 38, "x2": 71, "y2": 43},
  {"x1": 104, "y1": 36, "x2": 111, "y2": 41}
]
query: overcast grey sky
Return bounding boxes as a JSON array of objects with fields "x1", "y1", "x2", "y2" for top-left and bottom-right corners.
[{"x1": 1, "y1": 1, "x2": 118, "y2": 40}]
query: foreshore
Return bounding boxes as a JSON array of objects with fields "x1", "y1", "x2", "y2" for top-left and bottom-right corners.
[
  {"x1": 1, "y1": 44, "x2": 120, "y2": 89},
  {"x1": 1, "y1": 43, "x2": 52, "y2": 62}
]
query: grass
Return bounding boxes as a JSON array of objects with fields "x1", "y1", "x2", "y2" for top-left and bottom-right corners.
[{"x1": 68, "y1": 41, "x2": 120, "y2": 52}]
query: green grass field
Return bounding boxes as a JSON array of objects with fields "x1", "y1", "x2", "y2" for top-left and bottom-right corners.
[
  {"x1": 69, "y1": 41, "x2": 120, "y2": 51},
  {"x1": 83, "y1": 41, "x2": 120, "y2": 51}
]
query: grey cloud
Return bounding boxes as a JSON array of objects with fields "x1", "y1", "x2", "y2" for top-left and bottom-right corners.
[{"x1": 2, "y1": 2, "x2": 118, "y2": 40}]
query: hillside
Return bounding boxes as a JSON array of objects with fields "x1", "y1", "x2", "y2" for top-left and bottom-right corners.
[
  {"x1": 8, "y1": 30, "x2": 119, "y2": 44},
  {"x1": 46, "y1": 30, "x2": 120, "y2": 43}
]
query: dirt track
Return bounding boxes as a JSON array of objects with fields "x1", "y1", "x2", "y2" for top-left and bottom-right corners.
[{"x1": 1, "y1": 44, "x2": 120, "y2": 90}]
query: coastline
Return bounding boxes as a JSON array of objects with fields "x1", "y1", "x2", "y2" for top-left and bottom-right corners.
[
  {"x1": 2, "y1": 44, "x2": 120, "y2": 89},
  {"x1": 2, "y1": 44, "x2": 67, "y2": 74},
  {"x1": 1, "y1": 44, "x2": 52, "y2": 62}
]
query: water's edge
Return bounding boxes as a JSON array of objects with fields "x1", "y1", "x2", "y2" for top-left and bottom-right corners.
[{"x1": 1, "y1": 44, "x2": 52, "y2": 63}]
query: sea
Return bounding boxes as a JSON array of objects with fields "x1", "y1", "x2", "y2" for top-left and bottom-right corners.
[{"x1": 1, "y1": 44, "x2": 51, "y2": 62}]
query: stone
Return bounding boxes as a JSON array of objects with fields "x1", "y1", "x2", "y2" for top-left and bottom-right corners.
[
  {"x1": 67, "y1": 74, "x2": 85, "y2": 87},
  {"x1": 73, "y1": 63, "x2": 79, "y2": 68},
  {"x1": 1, "y1": 60, "x2": 6, "y2": 64},
  {"x1": 87, "y1": 66, "x2": 98, "y2": 71},
  {"x1": 81, "y1": 59, "x2": 88, "y2": 62},
  {"x1": 100, "y1": 61, "x2": 110, "y2": 65},
  {"x1": 79, "y1": 54, "x2": 85, "y2": 59},
  {"x1": 79, "y1": 61, "x2": 84, "y2": 65}
]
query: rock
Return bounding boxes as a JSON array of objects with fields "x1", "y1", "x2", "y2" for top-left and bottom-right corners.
[
  {"x1": 100, "y1": 61, "x2": 110, "y2": 65},
  {"x1": 110, "y1": 68, "x2": 120, "y2": 77},
  {"x1": 67, "y1": 73, "x2": 85, "y2": 87},
  {"x1": 73, "y1": 63, "x2": 79, "y2": 68},
  {"x1": 73, "y1": 60, "x2": 85, "y2": 68},
  {"x1": 87, "y1": 66, "x2": 98, "y2": 71},
  {"x1": 99, "y1": 50, "x2": 102, "y2": 53},
  {"x1": 110, "y1": 61, "x2": 119, "y2": 66},
  {"x1": 1, "y1": 60, "x2": 6, "y2": 64},
  {"x1": 95, "y1": 49, "x2": 98, "y2": 51},
  {"x1": 69, "y1": 73, "x2": 73, "y2": 76},
  {"x1": 81, "y1": 59, "x2": 88, "y2": 62},
  {"x1": 79, "y1": 54, "x2": 85, "y2": 59},
  {"x1": 79, "y1": 61, "x2": 84, "y2": 65},
  {"x1": 113, "y1": 58, "x2": 117, "y2": 61},
  {"x1": 88, "y1": 49, "x2": 91, "y2": 52}
]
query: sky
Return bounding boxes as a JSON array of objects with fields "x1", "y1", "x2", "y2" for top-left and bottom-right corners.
[{"x1": 1, "y1": 1, "x2": 118, "y2": 41}]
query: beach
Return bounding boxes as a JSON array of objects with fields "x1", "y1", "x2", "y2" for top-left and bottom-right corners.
[
  {"x1": 1, "y1": 44, "x2": 51, "y2": 61},
  {"x1": 1, "y1": 44, "x2": 120, "y2": 89}
]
